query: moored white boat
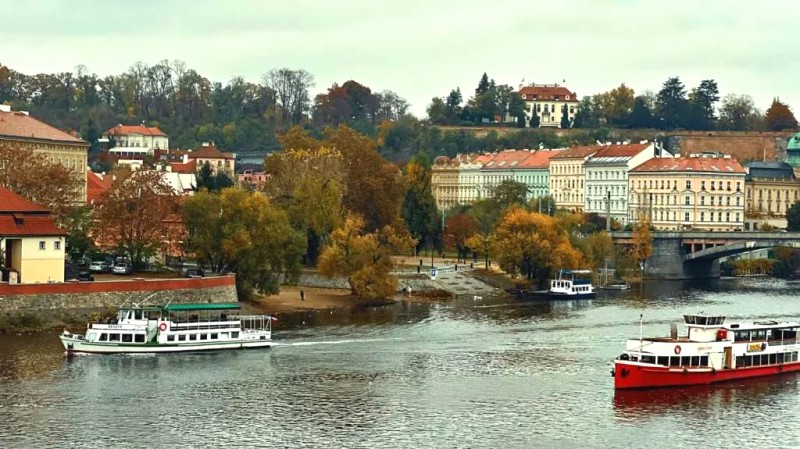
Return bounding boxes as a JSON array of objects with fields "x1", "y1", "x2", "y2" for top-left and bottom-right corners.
[
  {"x1": 60, "y1": 302, "x2": 274, "y2": 354},
  {"x1": 548, "y1": 269, "x2": 596, "y2": 299},
  {"x1": 613, "y1": 314, "x2": 800, "y2": 389}
]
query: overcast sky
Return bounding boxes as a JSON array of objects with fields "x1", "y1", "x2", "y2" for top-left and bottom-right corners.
[{"x1": 1, "y1": 0, "x2": 797, "y2": 117}]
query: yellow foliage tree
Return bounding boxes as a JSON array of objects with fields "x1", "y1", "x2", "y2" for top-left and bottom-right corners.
[
  {"x1": 631, "y1": 217, "x2": 654, "y2": 273},
  {"x1": 489, "y1": 208, "x2": 584, "y2": 282},
  {"x1": 318, "y1": 215, "x2": 416, "y2": 300}
]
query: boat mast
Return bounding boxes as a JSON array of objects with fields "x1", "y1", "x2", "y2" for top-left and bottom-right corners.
[{"x1": 639, "y1": 313, "x2": 643, "y2": 348}]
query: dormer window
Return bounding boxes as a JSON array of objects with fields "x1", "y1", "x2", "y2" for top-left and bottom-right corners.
[
  {"x1": 566, "y1": 95, "x2": 570, "y2": 100},
  {"x1": 522, "y1": 94, "x2": 526, "y2": 99}
]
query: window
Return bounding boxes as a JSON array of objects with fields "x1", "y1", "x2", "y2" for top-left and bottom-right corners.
[
  {"x1": 200, "y1": 334, "x2": 208, "y2": 341},
  {"x1": 178, "y1": 334, "x2": 186, "y2": 342},
  {"x1": 189, "y1": 334, "x2": 197, "y2": 341},
  {"x1": 685, "y1": 180, "x2": 691, "y2": 189},
  {"x1": 700, "y1": 196, "x2": 705, "y2": 206},
  {"x1": 700, "y1": 212, "x2": 705, "y2": 222},
  {"x1": 701, "y1": 181, "x2": 706, "y2": 190},
  {"x1": 54, "y1": 240, "x2": 61, "y2": 250},
  {"x1": 122, "y1": 334, "x2": 133, "y2": 343},
  {"x1": 109, "y1": 334, "x2": 120, "y2": 342},
  {"x1": 210, "y1": 333, "x2": 218, "y2": 340},
  {"x1": 167, "y1": 335, "x2": 175, "y2": 342},
  {"x1": 99, "y1": 333, "x2": 108, "y2": 342},
  {"x1": 134, "y1": 334, "x2": 145, "y2": 343},
  {"x1": 685, "y1": 196, "x2": 690, "y2": 205},
  {"x1": 39, "y1": 241, "x2": 46, "y2": 250},
  {"x1": 684, "y1": 212, "x2": 690, "y2": 222}
]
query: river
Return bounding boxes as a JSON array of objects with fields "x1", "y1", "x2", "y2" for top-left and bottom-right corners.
[{"x1": 2, "y1": 278, "x2": 800, "y2": 448}]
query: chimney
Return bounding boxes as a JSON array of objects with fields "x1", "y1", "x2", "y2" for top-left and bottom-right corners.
[{"x1": 182, "y1": 154, "x2": 188, "y2": 163}]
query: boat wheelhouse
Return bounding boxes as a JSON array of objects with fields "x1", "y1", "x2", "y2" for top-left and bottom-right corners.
[
  {"x1": 60, "y1": 302, "x2": 274, "y2": 354},
  {"x1": 549, "y1": 269, "x2": 596, "y2": 299},
  {"x1": 613, "y1": 314, "x2": 800, "y2": 389}
]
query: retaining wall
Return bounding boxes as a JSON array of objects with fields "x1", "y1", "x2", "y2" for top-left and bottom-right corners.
[{"x1": 0, "y1": 276, "x2": 237, "y2": 327}]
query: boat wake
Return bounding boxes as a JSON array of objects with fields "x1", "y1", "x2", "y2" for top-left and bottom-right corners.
[{"x1": 272, "y1": 337, "x2": 402, "y2": 347}]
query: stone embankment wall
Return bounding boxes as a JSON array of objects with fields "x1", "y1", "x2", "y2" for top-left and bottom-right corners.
[
  {"x1": 0, "y1": 276, "x2": 237, "y2": 329},
  {"x1": 665, "y1": 131, "x2": 793, "y2": 162}
]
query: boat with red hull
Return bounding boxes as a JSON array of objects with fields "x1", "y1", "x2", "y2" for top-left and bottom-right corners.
[{"x1": 613, "y1": 314, "x2": 800, "y2": 389}]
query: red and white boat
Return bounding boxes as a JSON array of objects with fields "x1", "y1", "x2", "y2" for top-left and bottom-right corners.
[{"x1": 613, "y1": 314, "x2": 800, "y2": 389}]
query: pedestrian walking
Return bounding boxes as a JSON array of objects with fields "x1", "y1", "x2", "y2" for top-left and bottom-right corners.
[{"x1": 300, "y1": 289, "x2": 305, "y2": 301}]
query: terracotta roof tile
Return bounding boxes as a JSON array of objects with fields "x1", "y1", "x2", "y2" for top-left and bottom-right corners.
[
  {"x1": 517, "y1": 150, "x2": 564, "y2": 168},
  {"x1": 0, "y1": 187, "x2": 49, "y2": 212},
  {"x1": 519, "y1": 85, "x2": 578, "y2": 101},
  {"x1": 169, "y1": 160, "x2": 197, "y2": 174},
  {"x1": 591, "y1": 143, "x2": 651, "y2": 158},
  {"x1": 631, "y1": 156, "x2": 746, "y2": 174},
  {"x1": 482, "y1": 150, "x2": 534, "y2": 169},
  {"x1": 551, "y1": 145, "x2": 600, "y2": 159},
  {"x1": 104, "y1": 124, "x2": 167, "y2": 137},
  {"x1": 0, "y1": 110, "x2": 87, "y2": 145},
  {"x1": 87, "y1": 171, "x2": 113, "y2": 205},
  {"x1": 187, "y1": 144, "x2": 234, "y2": 160},
  {"x1": 0, "y1": 215, "x2": 65, "y2": 236}
]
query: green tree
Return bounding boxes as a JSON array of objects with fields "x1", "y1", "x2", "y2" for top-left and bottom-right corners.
[
  {"x1": 64, "y1": 205, "x2": 96, "y2": 261},
  {"x1": 573, "y1": 96, "x2": 599, "y2": 128},
  {"x1": 765, "y1": 98, "x2": 799, "y2": 131},
  {"x1": 655, "y1": 77, "x2": 689, "y2": 130},
  {"x1": 718, "y1": 94, "x2": 763, "y2": 131},
  {"x1": 427, "y1": 97, "x2": 447, "y2": 124},
  {"x1": 627, "y1": 96, "x2": 654, "y2": 128},
  {"x1": 594, "y1": 84, "x2": 635, "y2": 126},
  {"x1": 686, "y1": 79, "x2": 719, "y2": 130},
  {"x1": 529, "y1": 195, "x2": 557, "y2": 215},
  {"x1": 475, "y1": 73, "x2": 490, "y2": 96},
  {"x1": 444, "y1": 88, "x2": 463, "y2": 124},
  {"x1": 560, "y1": 104, "x2": 571, "y2": 129},
  {"x1": 402, "y1": 157, "x2": 439, "y2": 254},
  {"x1": 491, "y1": 179, "x2": 530, "y2": 211},
  {"x1": 787, "y1": 202, "x2": 800, "y2": 231},
  {"x1": 182, "y1": 188, "x2": 306, "y2": 299}
]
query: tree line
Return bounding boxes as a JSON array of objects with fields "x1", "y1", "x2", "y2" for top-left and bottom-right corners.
[{"x1": 427, "y1": 73, "x2": 799, "y2": 132}]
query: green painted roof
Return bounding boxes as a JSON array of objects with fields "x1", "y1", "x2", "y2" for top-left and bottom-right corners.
[
  {"x1": 163, "y1": 303, "x2": 241, "y2": 312},
  {"x1": 788, "y1": 132, "x2": 800, "y2": 151}
]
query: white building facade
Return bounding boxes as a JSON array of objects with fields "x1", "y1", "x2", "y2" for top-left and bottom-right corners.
[{"x1": 104, "y1": 124, "x2": 169, "y2": 158}]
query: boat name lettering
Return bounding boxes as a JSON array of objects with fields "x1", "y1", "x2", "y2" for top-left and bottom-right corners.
[
  {"x1": 106, "y1": 325, "x2": 124, "y2": 329},
  {"x1": 748, "y1": 342, "x2": 766, "y2": 352},
  {"x1": 697, "y1": 346, "x2": 712, "y2": 351}
]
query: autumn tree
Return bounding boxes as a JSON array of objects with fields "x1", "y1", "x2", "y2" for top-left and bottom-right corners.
[
  {"x1": 318, "y1": 215, "x2": 416, "y2": 300},
  {"x1": 594, "y1": 83, "x2": 635, "y2": 127},
  {"x1": 765, "y1": 99, "x2": 799, "y2": 131},
  {"x1": 263, "y1": 143, "x2": 346, "y2": 264},
  {"x1": 490, "y1": 208, "x2": 584, "y2": 284},
  {"x1": 262, "y1": 68, "x2": 314, "y2": 127},
  {"x1": 92, "y1": 169, "x2": 179, "y2": 267},
  {"x1": 443, "y1": 213, "x2": 479, "y2": 263},
  {"x1": 718, "y1": 94, "x2": 763, "y2": 131},
  {"x1": 529, "y1": 195, "x2": 557, "y2": 215},
  {"x1": 0, "y1": 141, "x2": 80, "y2": 224},
  {"x1": 583, "y1": 231, "x2": 614, "y2": 272},
  {"x1": 182, "y1": 188, "x2": 306, "y2": 299},
  {"x1": 491, "y1": 180, "x2": 530, "y2": 212},
  {"x1": 195, "y1": 162, "x2": 234, "y2": 193},
  {"x1": 631, "y1": 217, "x2": 654, "y2": 273},
  {"x1": 322, "y1": 125, "x2": 405, "y2": 231}
]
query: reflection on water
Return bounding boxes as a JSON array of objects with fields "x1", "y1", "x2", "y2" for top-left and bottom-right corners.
[{"x1": 3, "y1": 277, "x2": 800, "y2": 447}]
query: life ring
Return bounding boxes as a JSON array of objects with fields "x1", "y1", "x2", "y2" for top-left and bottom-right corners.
[
  {"x1": 158, "y1": 322, "x2": 167, "y2": 332},
  {"x1": 674, "y1": 345, "x2": 682, "y2": 355}
]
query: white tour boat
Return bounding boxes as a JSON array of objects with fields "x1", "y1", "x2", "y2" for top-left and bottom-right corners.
[
  {"x1": 548, "y1": 269, "x2": 596, "y2": 299},
  {"x1": 60, "y1": 302, "x2": 274, "y2": 354}
]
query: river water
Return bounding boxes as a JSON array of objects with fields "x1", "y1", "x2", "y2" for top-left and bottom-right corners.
[{"x1": 2, "y1": 278, "x2": 800, "y2": 448}]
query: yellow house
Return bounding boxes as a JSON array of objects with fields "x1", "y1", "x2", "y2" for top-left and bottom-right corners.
[
  {"x1": 628, "y1": 155, "x2": 746, "y2": 231},
  {"x1": 743, "y1": 162, "x2": 800, "y2": 230},
  {"x1": 186, "y1": 143, "x2": 236, "y2": 175},
  {"x1": 0, "y1": 187, "x2": 66, "y2": 284},
  {"x1": 549, "y1": 146, "x2": 599, "y2": 212},
  {"x1": 0, "y1": 105, "x2": 89, "y2": 203}
]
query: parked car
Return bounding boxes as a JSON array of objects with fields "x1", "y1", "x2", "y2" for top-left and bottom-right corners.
[
  {"x1": 112, "y1": 263, "x2": 133, "y2": 275},
  {"x1": 89, "y1": 261, "x2": 111, "y2": 273},
  {"x1": 185, "y1": 268, "x2": 205, "y2": 278},
  {"x1": 77, "y1": 271, "x2": 95, "y2": 282}
]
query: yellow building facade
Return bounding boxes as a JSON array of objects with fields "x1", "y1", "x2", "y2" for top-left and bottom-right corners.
[
  {"x1": 0, "y1": 105, "x2": 89, "y2": 203},
  {"x1": 743, "y1": 162, "x2": 800, "y2": 230},
  {"x1": 549, "y1": 146, "x2": 598, "y2": 212},
  {"x1": 628, "y1": 156, "x2": 746, "y2": 231}
]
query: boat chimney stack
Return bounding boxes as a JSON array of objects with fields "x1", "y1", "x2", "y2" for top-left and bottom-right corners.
[{"x1": 670, "y1": 323, "x2": 678, "y2": 339}]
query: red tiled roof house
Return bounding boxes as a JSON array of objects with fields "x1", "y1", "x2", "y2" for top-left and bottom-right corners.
[{"x1": 0, "y1": 187, "x2": 67, "y2": 284}]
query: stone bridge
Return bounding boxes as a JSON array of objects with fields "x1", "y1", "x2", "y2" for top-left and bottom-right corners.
[{"x1": 609, "y1": 231, "x2": 800, "y2": 280}]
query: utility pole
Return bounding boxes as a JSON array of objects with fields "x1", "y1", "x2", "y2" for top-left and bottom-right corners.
[{"x1": 606, "y1": 190, "x2": 611, "y2": 231}]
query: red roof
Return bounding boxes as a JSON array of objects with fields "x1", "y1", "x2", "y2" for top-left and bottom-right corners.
[
  {"x1": 518, "y1": 150, "x2": 564, "y2": 168},
  {"x1": 169, "y1": 160, "x2": 197, "y2": 174},
  {"x1": 0, "y1": 187, "x2": 64, "y2": 236},
  {"x1": 631, "y1": 156, "x2": 746, "y2": 174},
  {"x1": 0, "y1": 187, "x2": 49, "y2": 213},
  {"x1": 482, "y1": 150, "x2": 533, "y2": 169},
  {"x1": 187, "y1": 143, "x2": 235, "y2": 160},
  {"x1": 87, "y1": 171, "x2": 113, "y2": 205},
  {"x1": 104, "y1": 124, "x2": 167, "y2": 137},
  {"x1": 551, "y1": 145, "x2": 600, "y2": 160},
  {"x1": 0, "y1": 110, "x2": 86, "y2": 145},
  {"x1": 519, "y1": 85, "x2": 578, "y2": 102},
  {"x1": 591, "y1": 143, "x2": 651, "y2": 158}
]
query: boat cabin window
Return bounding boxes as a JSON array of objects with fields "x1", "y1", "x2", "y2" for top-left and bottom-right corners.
[
  {"x1": 134, "y1": 334, "x2": 145, "y2": 343},
  {"x1": 178, "y1": 334, "x2": 186, "y2": 342},
  {"x1": 210, "y1": 333, "x2": 218, "y2": 340},
  {"x1": 200, "y1": 334, "x2": 208, "y2": 341},
  {"x1": 122, "y1": 334, "x2": 133, "y2": 343},
  {"x1": 167, "y1": 335, "x2": 175, "y2": 342},
  {"x1": 737, "y1": 351, "x2": 798, "y2": 368},
  {"x1": 189, "y1": 334, "x2": 197, "y2": 341},
  {"x1": 734, "y1": 331, "x2": 751, "y2": 342},
  {"x1": 231, "y1": 331, "x2": 239, "y2": 339},
  {"x1": 665, "y1": 355, "x2": 708, "y2": 367},
  {"x1": 109, "y1": 334, "x2": 120, "y2": 342},
  {"x1": 684, "y1": 315, "x2": 725, "y2": 326},
  {"x1": 99, "y1": 333, "x2": 108, "y2": 342}
]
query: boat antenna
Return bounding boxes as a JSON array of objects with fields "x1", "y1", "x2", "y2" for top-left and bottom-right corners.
[{"x1": 639, "y1": 313, "x2": 643, "y2": 349}]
